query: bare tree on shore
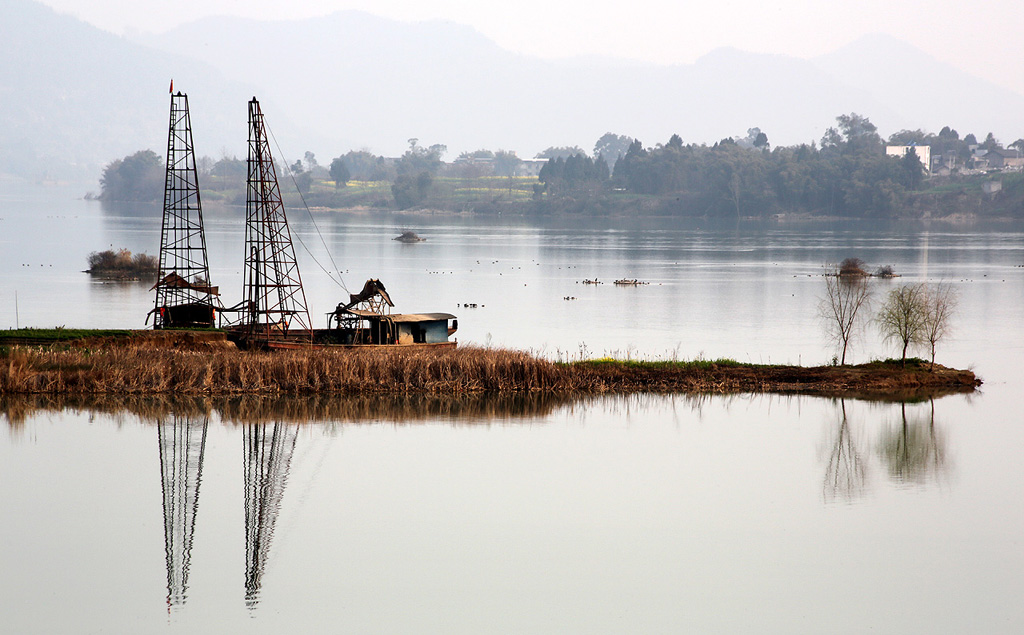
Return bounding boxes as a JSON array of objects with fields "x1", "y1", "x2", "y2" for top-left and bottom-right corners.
[
  {"x1": 819, "y1": 267, "x2": 873, "y2": 365},
  {"x1": 922, "y1": 283, "x2": 959, "y2": 369},
  {"x1": 877, "y1": 283, "x2": 928, "y2": 365}
]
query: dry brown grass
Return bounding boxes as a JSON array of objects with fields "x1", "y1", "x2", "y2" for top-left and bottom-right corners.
[
  {"x1": 1, "y1": 345, "x2": 568, "y2": 395},
  {"x1": 0, "y1": 342, "x2": 980, "y2": 399}
]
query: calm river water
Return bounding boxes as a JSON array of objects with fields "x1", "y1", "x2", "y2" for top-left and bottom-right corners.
[{"x1": 1, "y1": 181, "x2": 1023, "y2": 633}]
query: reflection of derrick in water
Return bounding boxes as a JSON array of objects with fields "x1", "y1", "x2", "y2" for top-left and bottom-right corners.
[
  {"x1": 243, "y1": 422, "x2": 298, "y2": 609},
  {"x1": 157, "y1": 414, "x2": 209, "y2": 609}
]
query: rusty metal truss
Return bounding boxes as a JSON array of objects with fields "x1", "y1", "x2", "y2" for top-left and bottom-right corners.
[
  {"x1": 153, "y1": 92, "x2": 218, "y2": 329},
  {"x1": 240, "y1": 98, "x2": 312, "y2": 341}
]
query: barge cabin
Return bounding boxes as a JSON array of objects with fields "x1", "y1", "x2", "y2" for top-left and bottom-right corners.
[{"x1": 327, "y1": 308, "x2": 458, "y2": 347}]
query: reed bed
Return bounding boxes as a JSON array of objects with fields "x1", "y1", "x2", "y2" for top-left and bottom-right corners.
[
  {"x1": 0, "y1": 343, "x2": 980, "y2": 399},
  {"x1": 1, "y1": 345, "x2": 567, "y2": 395}
]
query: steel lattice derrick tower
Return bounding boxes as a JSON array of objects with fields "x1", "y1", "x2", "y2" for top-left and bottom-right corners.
[
  {"x1": 242, "y1": 98, "x2": 312, "y2": 340},
  {"x1": 158, "y1": 414, "x2": 209, "y2": 610},
  {"x1": 153, "y1": 91, "x2": 218, "y2": 329}
]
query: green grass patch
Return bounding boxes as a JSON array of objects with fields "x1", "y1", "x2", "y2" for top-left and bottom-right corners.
[
  {"x1": 921, "y1": 182, "x2": 971, "y2": 194},
  {"x1": 568, "y1": 357, "x2": 749, "y2": 370},
  {"x1": 0, "y1": 328, "x2": 133, "y2": 342},
  {"x1": 867, "y1": 357, "x2": 929, "y2": 368}
]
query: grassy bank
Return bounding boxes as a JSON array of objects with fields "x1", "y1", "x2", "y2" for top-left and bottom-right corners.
[
  {"x1": 0, "y1": 333, "x2": 981, "y2": 399},
  {"x1": 0, "y1": 328, "x2": 133, "y2": 346}
]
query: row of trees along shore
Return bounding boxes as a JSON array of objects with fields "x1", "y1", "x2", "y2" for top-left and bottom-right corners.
[{"x1": 97, "y1": 113, "x2": 1024, "y2": 219}]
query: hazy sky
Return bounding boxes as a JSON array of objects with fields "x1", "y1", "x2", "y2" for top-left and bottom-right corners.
[{"x1": 37, "y1": 0, "x2": 1024, "y2": 95}]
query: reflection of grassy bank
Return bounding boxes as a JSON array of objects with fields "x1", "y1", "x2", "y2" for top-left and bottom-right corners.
[
  {"x1": 0, "y1": 392, "x2": 580, "y2": 426},
  {"x1": 0, "y1": 336, "x2": 980, "y2": 399}
]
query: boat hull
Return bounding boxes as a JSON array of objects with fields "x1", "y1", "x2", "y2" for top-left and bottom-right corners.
[
  {"x1": 225, "y1": 326, "x2": 457, "y2": 351},
  {"x1": 266, "y1": 340, "x2": 457, "y2": 351}
]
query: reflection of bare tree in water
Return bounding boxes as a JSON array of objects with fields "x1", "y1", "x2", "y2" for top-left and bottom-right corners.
[
  {"x1": 243, "y1": 422, "x2": 298, "y2": 609},
  {"x1": 158, "y1": 414, "x2": 209, "y2": 610},
  {"x1": 877, "y1": 400, "x2": 948, "y2": 485},
  {"x1": 823, "y1": 399, "x2": 867, "y2": 502}
]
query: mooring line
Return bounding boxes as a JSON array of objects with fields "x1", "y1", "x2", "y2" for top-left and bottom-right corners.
[{"x1": 266, "y1": 122, "x2": 349, "y2": 295}]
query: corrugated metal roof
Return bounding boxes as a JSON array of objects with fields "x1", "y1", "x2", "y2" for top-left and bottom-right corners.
[{"x1": 150, "y1": 272, "x2": 220, "y2": 295}]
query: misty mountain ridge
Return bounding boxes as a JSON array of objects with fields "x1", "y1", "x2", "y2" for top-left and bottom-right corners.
[
  {"x1": 142, "y1": 12, "x2": 907, "y2": 155},
  {"x1": 810, "y1": 33, "x2": 1021, "y2": 140},
  {"x1": 3, "y1": 1, "x2": 1022, "y2": 183},
  {"x1": 0, "y1": 0, "x2": 266, "y2": 182}
]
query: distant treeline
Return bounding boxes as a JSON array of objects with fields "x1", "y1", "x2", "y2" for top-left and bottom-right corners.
[
  {"x1": 97, "y1": 113, "x2": 1024, "y2": 219},
  {"x1": 534, "y1": 115, "x2": 1022, "y2": 219}
]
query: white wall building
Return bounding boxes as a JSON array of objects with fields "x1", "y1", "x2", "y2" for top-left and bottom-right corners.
[{"x1": 885, "y1": 145, "x2": 931, "y2": 174}]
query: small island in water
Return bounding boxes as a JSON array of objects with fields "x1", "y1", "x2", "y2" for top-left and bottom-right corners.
[
  {"x1": 0, "y1": 329, "x2": 980, "y2": 401},
  {"x1": 84, "y1": 248, "x2": 158, "y2": 279},
  {"x1": 393, "y1": 231, "x2": 425, "y2": 243}
]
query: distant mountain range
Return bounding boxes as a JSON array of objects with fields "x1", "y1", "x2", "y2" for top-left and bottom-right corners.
[{"x1": 3, "y1": 0, "x2": 1022, "y2": 183}]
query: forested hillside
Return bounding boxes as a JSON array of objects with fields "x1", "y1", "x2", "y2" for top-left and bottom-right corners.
[{"x1": 98, "y1": 112, "x2": 1024, "y2": 220}]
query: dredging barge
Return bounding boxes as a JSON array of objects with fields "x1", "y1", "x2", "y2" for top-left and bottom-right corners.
[{"x1": 149, "y1": 90, "x2": 457, "y2": 350}]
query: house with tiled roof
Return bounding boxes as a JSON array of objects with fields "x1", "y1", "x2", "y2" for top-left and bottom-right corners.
[{"x1": 984, "y1": 148, "x2": 1024, "y2": 169}]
